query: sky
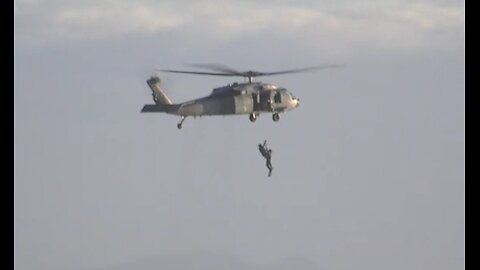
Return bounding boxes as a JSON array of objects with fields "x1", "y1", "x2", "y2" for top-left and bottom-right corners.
[{"x1": 14, "y1": 1, "x2": 464, "y2": 270}]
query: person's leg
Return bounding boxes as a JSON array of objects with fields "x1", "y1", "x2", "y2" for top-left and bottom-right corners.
[{"x1": 267, "y1": 160, "x2": 273, "y2": 177}]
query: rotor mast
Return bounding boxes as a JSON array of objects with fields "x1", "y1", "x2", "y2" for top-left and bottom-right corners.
[
  {"x1": 244, "y1": 70, "x2": 263, "y2": 83},
  {"x1": 246, "y1": 71, "x2": 255, "y2": 83}
]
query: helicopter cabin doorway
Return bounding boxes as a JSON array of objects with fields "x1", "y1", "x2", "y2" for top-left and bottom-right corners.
[{"x1": 252, "y1": 93, "x2": 261, "y2": 111}]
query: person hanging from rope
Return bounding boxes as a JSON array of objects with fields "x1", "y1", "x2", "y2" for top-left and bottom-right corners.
[{"x1": 258, "y1": 140, "x2": 273, "y2": 177}]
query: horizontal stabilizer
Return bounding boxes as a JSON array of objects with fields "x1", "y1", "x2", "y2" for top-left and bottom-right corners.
[{"x1": 141, "y1": 104, "x2": 171, "y2": 113}]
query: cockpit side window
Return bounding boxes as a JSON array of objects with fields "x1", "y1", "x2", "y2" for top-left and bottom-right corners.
[{"x1": 274, "y1": 91, "x2": 282, "y2": 103}]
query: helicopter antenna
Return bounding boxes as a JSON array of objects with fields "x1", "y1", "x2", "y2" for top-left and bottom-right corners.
[{"x1": 158, "y1": 64, "x2": 344, "y2": 82}]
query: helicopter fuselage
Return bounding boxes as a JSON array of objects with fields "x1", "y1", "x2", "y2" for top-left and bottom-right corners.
[
  {"x1": 141, "y1": 64, "x2": 341, "y2": 128},
  {"x1": 174, "y1": 82, "x2": 299, "y2": 116}
]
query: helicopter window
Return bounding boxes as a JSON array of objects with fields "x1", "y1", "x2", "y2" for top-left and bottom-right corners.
[{"x1": 274, "y1": 91, "x2": 281, "y2": 103}]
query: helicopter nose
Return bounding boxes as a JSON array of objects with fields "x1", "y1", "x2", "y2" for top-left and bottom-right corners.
[{"x1": 295, "y1": 98, "x2": 300, "y2": 107}]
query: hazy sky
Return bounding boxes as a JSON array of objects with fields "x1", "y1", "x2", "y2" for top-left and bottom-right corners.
[{"x1": 14, "y1": 1, "x2": 464, "y2": 270}]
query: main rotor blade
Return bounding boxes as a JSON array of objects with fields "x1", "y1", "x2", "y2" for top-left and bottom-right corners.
[
  {"x1": 158, "y1": 69, "x2": 238, "y2": 76},
  {"x1": 159, "y1": 64, "x2": 344, "y2": 78},
  {"x1": 256, "y1": 64, "x2": 345, "y2": 76},
  {"x1": 188, "y1": 64, "x2": 242, "y2": 75}
]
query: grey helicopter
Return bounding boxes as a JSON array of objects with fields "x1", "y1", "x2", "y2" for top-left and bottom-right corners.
[{"x1": 141, "y1": 64, "x2": 342, "y2": 129}]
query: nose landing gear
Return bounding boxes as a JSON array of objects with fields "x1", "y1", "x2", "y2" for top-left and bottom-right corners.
[{"x1": 272, "y1": 113, "x2": 280, "y2": 122}]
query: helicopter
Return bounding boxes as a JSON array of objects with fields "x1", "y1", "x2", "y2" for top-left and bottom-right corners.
[{"x1": 141, "y1": 64, "x2": 342, "y2": 129}]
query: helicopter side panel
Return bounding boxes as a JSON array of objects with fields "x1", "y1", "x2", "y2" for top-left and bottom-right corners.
[
  {"x1": 177, "y1": 97, "x2": 233, "y2": 116},
  {"x1": 233, "y1": 94, "x2": 254, "y2": 114},
  {"x1": 203, "y1": 97, "x2": 236, "y2": 115},
  {"x1": 177, "y1": 94, "x2": 254, "y2": 116}
]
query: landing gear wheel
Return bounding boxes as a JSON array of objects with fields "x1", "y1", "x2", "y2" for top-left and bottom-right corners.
[
  {"x1": 177, "y1": 116, "x2": 186, "y2": 129},
  {"x1": 249, "y1": 113, "x2": 257, "y2": 122},
  {"x1": 272, "y1": 113, "x2": 280, "y2": 122}
]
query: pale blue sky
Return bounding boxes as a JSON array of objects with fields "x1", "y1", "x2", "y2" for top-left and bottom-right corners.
[{"x1": 15, "y1": 1, "x2": 464, "y2": 270}]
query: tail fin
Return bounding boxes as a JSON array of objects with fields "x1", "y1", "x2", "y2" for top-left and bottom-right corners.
[{"x1": 147, "y1": 76, "x2": 173, "y2": 105}]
